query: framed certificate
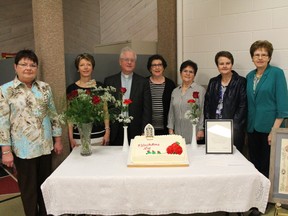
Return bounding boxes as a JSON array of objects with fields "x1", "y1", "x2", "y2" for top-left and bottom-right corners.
[
  {"x1": 269, "y1": 128, "x2": 288, "y2": 205},
  {"x1": 205, "y1": 119, "x2": 233, "y2": 154}
]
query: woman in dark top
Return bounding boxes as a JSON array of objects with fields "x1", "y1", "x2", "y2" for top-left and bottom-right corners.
[
  {"x1": 147, "y1": 54, "x2": 176, "y2": 135},
  {"x1": 204, "y1": 51, "x2": 247, "y2": 153},
  {"x1": 66, "y1": 53, "x2": 110, "y2": 149}
]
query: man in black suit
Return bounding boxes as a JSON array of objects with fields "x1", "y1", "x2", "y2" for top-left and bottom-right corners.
[{"x1": 104, "y1": 47, "x2": 152, "y2": 145}]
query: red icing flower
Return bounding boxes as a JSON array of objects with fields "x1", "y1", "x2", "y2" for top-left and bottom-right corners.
[
  {"x1": 120, "y1": 87, "x2": 127, "y2": 94},
  {"x1": 67, "y1": 90, "x2": 78, "y2": 100},
  {"x1": 193, "y1": 91, "x2": 199, "y2": 99},
  {"x1": 187, "y1": 99, "x2": 196, "y2": 104},
  {"x1": 166, "y1": 142, "x2": 183, "y2": 155},
  {"x1": 123, "y1": 99, "x2": 132, "y2": 105},
  {"x1": 92, "y1": 95, "x2": 101, "y2": 104}
]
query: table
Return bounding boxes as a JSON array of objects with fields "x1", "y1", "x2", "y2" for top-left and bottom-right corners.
[{"x1": 41, "y1": 145, "x2": 270, "y2": 215}]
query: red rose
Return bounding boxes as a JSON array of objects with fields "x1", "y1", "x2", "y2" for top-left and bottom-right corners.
[
  {"x1": 67, "y1": 90, "x2": 78, "y2": 100},
  {"x1": 92, "y1": 96, "x2": 101, "y2": 104},
  {"x1": 120, "y1": 87, "x2": 127, "y2": 94},
  {"x1": 123, "y1": 99, "x2": 132, "y2": 105},
  {"x1": 187, "y1": 99, "x2": 196, "y2": 104},
  {"x1": 193, "y1": 91, "x2": 199, "y2": 99}
]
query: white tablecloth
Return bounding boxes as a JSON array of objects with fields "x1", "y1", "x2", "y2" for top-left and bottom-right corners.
[{"x1": 41, "y1": 145, "x2": 270, "y2": 215}]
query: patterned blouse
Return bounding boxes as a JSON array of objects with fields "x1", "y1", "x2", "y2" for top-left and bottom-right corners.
[{"x1": 0, "y1": 77, "x2": 62, "y2": 159}]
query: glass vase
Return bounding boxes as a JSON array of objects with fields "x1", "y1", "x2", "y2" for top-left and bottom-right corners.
[{"x1": 78, "y1": 122, "x2": 93, "y2": 156}]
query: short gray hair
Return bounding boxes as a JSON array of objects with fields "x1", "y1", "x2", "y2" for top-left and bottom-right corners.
[{"x1": 119, "y1": 46, "x2": 137, "y2": 60}]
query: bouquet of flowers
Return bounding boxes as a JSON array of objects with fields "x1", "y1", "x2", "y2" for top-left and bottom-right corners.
[
  {"x1": 115, "y1": 87, "x2": 133, "y2": 125},
  {"x1": 184, "y1": 91, "x2": 201, "y2": 125},
  {"x1": 62, "y1": 85, "x2": 117, "y2": 125}
]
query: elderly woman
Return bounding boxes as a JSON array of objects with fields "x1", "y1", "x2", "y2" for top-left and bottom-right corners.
[
  {"x1": 247, "y1": 40, "x2": 288, "y2": 178},
  {"x1": 0, "y1": 49, "x2": 63, "y2": 216},
  {"x1": 167, "y1": 60, "x2": 206, "y2": 144},
  {"x1": 204, "y1": 51, "x2": 247, "y2": 153},
  {"x1": 66, "y1": 53, "x2": 110, "y2": 148},
  {"x1": 147, "y1": 54, "x2": 175, "y2": 135}
]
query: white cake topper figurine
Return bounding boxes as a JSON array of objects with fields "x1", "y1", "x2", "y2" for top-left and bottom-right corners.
[{"x1": 144, "y1": 124, "x2": 155, "y2": 139}]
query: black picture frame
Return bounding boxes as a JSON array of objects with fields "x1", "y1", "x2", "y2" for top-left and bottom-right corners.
[
  {"x1": 205, "y1": 119, "x2": 233, "y2": 154},
  {"x1": 269, "y1": 128, "x2": 288, "y2": 205}
]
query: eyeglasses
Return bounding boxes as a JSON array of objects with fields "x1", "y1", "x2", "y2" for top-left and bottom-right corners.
[
  {"x1": 151, "y1": 63, "x2": 163, "y2": 68},
  {"x1": 17, "y1": 63, "x2": 38, "y2": 69},
  {"x1": 182, "y1": 69, "x2": 195, "y2": 74},
  {"x1": 253, "y1": 54, "x2": 269, "y2": 59},
  {"x1": 121, "y1": 58, "x2": 136, "y2": 63}
]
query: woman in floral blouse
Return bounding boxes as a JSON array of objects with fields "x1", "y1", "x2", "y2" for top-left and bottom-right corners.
[
  {"x1": 167, "y1": 60, "x2": 206, "y2": 144},
  {"x1": 0, "y1": 49, "x2": 63, "y2": 216}
]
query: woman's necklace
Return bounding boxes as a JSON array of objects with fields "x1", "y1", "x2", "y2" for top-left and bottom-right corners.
[
  {"x1": 256, "y1": 69, "x2": 264, "y2": 79},
  {"x1": 255, "y1": 73, "x2": 263, "y2": 79},
  {"x1": 77, "y1": 79, "x2": 96, "y2": 88}
]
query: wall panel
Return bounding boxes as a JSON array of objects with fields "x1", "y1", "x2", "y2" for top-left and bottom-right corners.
[
  {"x1": 0, "y1": 0, "x2": 34, "y2": 53},
  {"x1": 100, "y1": 0, "x2": 157, "y2": 44}
]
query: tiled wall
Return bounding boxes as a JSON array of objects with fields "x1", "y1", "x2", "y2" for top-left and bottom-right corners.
[{"x1": 178, "y1": 0, "x2": 288, "y2": 85}]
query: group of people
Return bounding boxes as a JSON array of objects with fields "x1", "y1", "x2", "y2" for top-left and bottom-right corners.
[{"x1": 1, "y1": 40, "x2": 288, "y2": 216}]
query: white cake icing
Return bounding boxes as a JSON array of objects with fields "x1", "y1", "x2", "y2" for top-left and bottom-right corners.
[{"x1": 128, "y1": 135, "x2": 189, "y2": 166}]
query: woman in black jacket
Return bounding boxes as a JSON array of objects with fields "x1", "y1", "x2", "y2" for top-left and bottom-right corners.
[
  {"x1": 204, "y1": 51, "x2": 247, "y2": 153},
  {"x1": 147, "y1": 54, "x2": 176, "y2": 135}
]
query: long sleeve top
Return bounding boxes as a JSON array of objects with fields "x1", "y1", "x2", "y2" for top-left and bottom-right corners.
[
  {"x1": 204, "y1": 70, "x2": 247, "y2": 131},
  {"x1": 167, "y1": 82, "x2": 206, "y2": 144},
  {"x1": 246, "y1": 65, "x2": 288, "y2": 133},
  {"x1": 0, "y1": 77, "x2": 62, "y2": 159}
]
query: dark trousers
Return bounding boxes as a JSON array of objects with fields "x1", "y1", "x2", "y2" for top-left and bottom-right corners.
[
  {"x1": 110, "y1": 125, "x2": 125, "y2": 146},
  {"x1": 247, "y1": 131, "x2": 271, "y2": 178},
  {"x1": 234, "y1": 129, "x2": 245, "y2": 154},
  {"x1": 14, "y1": 154, "x2": 52, "y2": 216}
]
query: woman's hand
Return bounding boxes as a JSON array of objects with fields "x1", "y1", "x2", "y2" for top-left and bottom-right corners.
[
  {"x1": 268, "y1": 132, "x2": 272, "y2": 145},
  {"x1": 54, "y1": 137, "x2": 63, "y2": 154},
  {"x1": 69, "y1": 138, "x2": 79, "y2": 149},
  {"x1": 197, "y1": 130, "x2": 204, "y2": 140},
  {"x1": 102, "y1": 130, "x2": 110, "y2": 145},
  {"x1": 2, "y1": 152, "x2": 14, "y2": 167}
]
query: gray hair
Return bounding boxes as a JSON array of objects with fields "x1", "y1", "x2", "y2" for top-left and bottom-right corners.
[{"x1": 119, "y1": 46, "x2": 137, "y2": 60}]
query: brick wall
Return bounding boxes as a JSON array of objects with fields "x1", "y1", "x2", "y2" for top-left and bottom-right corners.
[{"x1": 178, "y1": 0, "x2": 288, "y2": 85}]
